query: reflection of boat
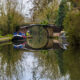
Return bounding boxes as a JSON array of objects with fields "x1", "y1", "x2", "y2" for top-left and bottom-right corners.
[
  {"x1": 12, "y1": 32, "x2": 26, "y2": 42},
  {"x1": 13, "y1": 41, "x2": 26, "y2": 49}
]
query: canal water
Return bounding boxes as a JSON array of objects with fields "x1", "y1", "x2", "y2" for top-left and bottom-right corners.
[{"x1": 0, "y1": 26, "x2": 80, "y2": 80}]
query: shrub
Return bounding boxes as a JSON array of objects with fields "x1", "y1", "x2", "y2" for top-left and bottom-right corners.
[{"x1": 63, "y1": 10, "x2": 80, "y2": 46}]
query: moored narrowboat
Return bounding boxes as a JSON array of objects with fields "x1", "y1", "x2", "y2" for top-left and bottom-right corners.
[{"x1": 12, "y1": 32, "x2": 26, "y2": 42}]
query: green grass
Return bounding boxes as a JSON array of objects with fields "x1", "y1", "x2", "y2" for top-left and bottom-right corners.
[
  {"x1": 0, "y1": 37, "x2": 12, "y2": 42},
  {"x1": 0, "y1": 35, "x2": 4, "y2": 38},
  {"x1": 0, "y1": 34, "x2": 12, "y2": 38},
  {"x1": 0, "y1": 42, "x2": 12, "y2": 46},
  {"x1": 0, "y1": 34, "x2": 13, "y2": 42}
]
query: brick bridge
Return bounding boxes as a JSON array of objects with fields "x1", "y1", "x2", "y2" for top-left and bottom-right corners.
[
  {"x1": 15, "y1": 24, "x2": 64, "y2": 50},
  {"x1": 19, "y1": 24, "x2": 62, "y2": 37}
]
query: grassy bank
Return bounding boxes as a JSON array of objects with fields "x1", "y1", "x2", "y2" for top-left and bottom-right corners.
[{"x1": 0, "y1": 34, "x2": 12, "y2": 43}]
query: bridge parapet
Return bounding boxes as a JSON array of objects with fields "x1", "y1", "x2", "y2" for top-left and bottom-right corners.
[{"x1": 20, "y1": 24, "x2": 62, "y2": 33}]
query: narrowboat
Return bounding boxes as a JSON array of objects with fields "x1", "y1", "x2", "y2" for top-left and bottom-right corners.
[{"x1": 12, "y1": 32, "x2": 26, "y2": 42}]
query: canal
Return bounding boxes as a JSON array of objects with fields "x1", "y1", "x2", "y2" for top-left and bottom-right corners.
[{"x1": 0, "y1": 26, "x2": 80, "y2": 80}]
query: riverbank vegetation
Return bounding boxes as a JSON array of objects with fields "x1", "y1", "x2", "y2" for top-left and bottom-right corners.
[
  {"x1": 0, "y1": 0, "x2": 80, "y2": 46},
  {"x1": 63, "y1": 0, "x2": 80, "y2": 46},
  {"x1": 32, "y1": 0, "x2": 80, "y2": 46},
  {"x1": 64, "y1": 10, "x2": 80, "y2": 46},
  {"x1": 0, "y1": 0, "x2": 25, "y2": 35}
]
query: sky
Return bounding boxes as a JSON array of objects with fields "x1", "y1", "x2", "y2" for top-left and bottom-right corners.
[
  {"x1": 0, "y1": 0, "x2": 34, "y2": 17},
  {"x1": 22, "y1": 0, "x2": 34, "y2": 18}
]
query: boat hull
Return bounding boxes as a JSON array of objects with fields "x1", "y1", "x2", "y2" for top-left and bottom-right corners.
[{"x1": 12, "y1": 36, "x2": 26, "y2": 42}]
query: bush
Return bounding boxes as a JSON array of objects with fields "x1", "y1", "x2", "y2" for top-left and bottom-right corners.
[{"x1": 63, "y1": 10, "x2": 80, "y2": 46}]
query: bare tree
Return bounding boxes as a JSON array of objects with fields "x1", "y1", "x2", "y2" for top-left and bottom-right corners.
[
  {"x1": 31, "y1": 0, "x2": 59, "y2": 23},
  {"x1": 0, "y1": 0, "x2": 25, "y2": 34}
]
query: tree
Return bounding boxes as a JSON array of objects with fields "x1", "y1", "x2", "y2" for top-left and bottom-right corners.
[
  {"x1": 63, "y1": 10, "x2": 80, "y2": 46},
  {"x1": 55, "y1": 0, "x2": 68, "y2": 28},
  {"x1": 0, "y1": 0, "x2": 25, "y2": 35},
  {"x1": 31, "y1": 0, "x2": 59, "y2": 24}
]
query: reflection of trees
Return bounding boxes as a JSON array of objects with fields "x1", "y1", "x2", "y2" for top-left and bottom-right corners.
[
  {"x1": 64, "y1": 47, "x2": 80, "y2": 80},
  {"x1": 33, "y1": 50, "x2": 62, "y2": 80},
  {"x1": 27, "y1": 26, "x2": 48, "y2": 48},
  {"x1": 0, "y1": 44, "x2": 23, "y2": 80},
  {"x1": 54, "y1": 49, "x2": 65, "y2": 75}
]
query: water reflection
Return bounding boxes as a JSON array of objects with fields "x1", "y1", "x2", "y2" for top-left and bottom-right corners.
[
  {"x1": 13, "y1": 41, "x2": 26, "y2": 49},
  {"x1": 63, "y1": 47, "x2": 80, "y2": 80},
  {"x1": 54, "y1": 49, "x2": 65, "y2": 75},
  {"x1": 13, "y1": 39, "x2": 61, "y2": 50},
  {"x1": 0, "y1": 43, "x2": 80, "y2": 80},
  {"x1": 0, "y1": 44, "x2": 66, "y2": 80},
  {"x1": 0, "y1": 43, "x2": 24, "y2": 80}
]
